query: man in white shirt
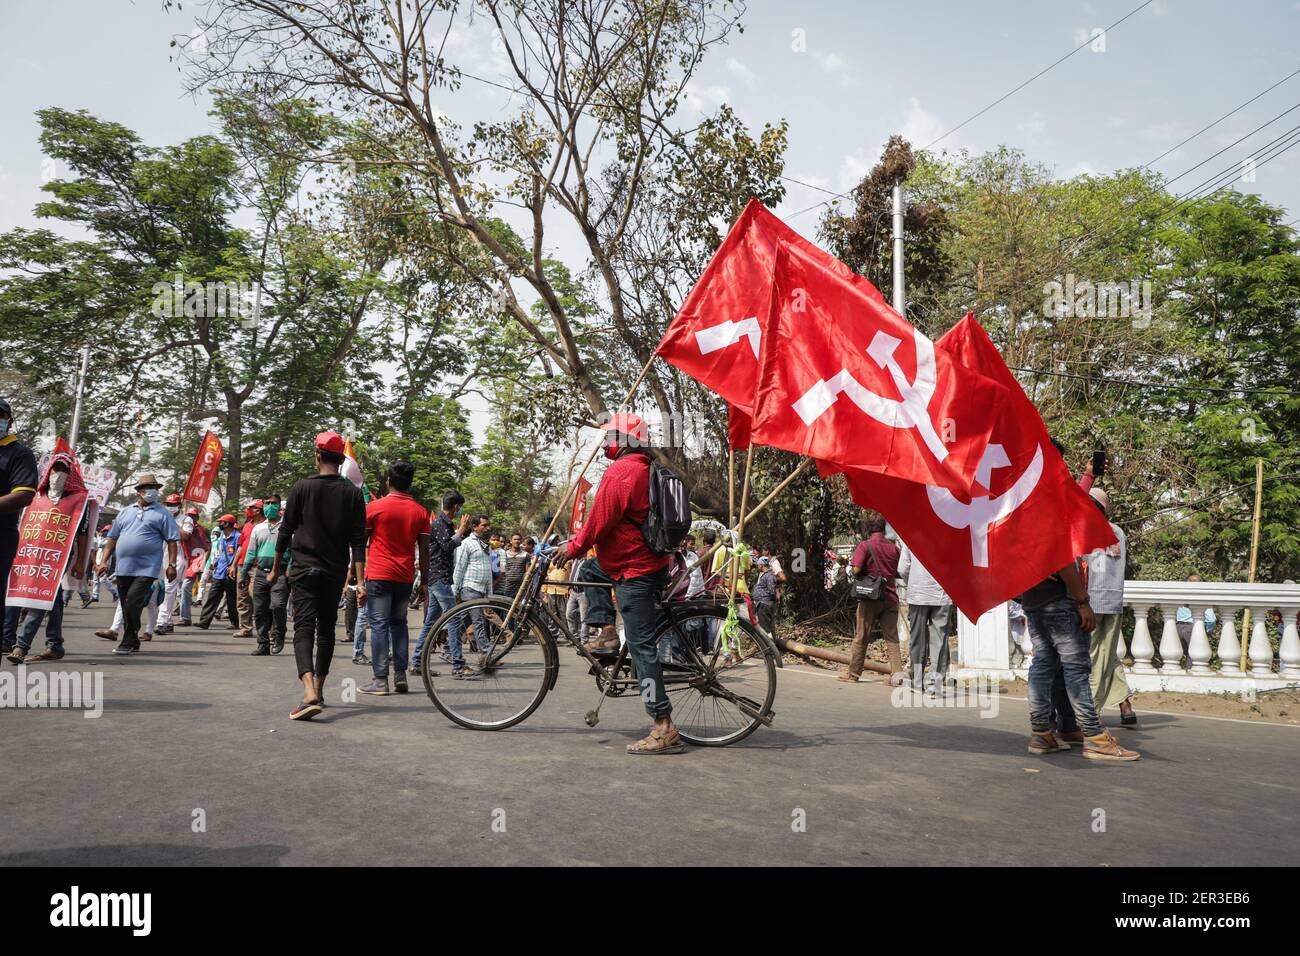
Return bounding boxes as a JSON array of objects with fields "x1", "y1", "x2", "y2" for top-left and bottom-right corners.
[
  {"x1": 1084, "y1": 489, "x2": 1136, "y2": 725},
  {"x1": 898, "y1": 542, "x2": 953, "y2": 695}
]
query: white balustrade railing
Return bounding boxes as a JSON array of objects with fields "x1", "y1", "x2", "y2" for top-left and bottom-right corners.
[{"x1": 958, "y1": 580, "x2": 1300, "y2": 690}]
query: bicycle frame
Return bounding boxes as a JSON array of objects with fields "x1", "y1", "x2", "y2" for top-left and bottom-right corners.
[{"x1": 483, "y1": 546, "x2": 770, "y2": 700}]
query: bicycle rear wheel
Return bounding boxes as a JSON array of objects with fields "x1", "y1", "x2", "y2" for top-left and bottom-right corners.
[
  {"x1": 655, "y1": 604, "x2": 778, "y2": 747},
  {"x1": 421, "y1": 597, "x2": 557, "y2": 730}
]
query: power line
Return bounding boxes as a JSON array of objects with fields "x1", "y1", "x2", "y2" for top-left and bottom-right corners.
[
  {"x1": 1144, "y1": 65, "x2": 1300, "y2": 168},
  {"x1": 1010, "y1": 364, "x2": 1300, "y2": 398},
  {"x1": 924, "y1": 0, "x2": 1156, "y2": 150}
]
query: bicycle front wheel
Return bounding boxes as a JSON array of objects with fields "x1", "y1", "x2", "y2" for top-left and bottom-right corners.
[
  {"x1": 421, "y1": 597, "x2": 557, "y2": 731},
  {"x1": 654, "y1": 603, "x2": 778, "y2": 747}
]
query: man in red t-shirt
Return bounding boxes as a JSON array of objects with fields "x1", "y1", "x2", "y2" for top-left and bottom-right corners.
[
  {"x1": 560, "y1": 413, "x2": 679, "y2": 755},
  {"x1": 358, "y1": 460, "x2": 429, "y2": 696}
]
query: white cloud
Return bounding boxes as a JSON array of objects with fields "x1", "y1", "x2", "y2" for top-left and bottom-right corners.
[
  {"x1": 813, "y1": 51, "x2": 861, "y2": 88},
  {"x1": 725, "y1": 57, "x2": 758, "y2": 89},
  {"x1": 899, "y1": 97, "x2": 946, "y2": 149},
  {"x1": 1062, "y1": 161, "x2": 1097, "y2": 179},
  {"x1": 837, "y1": 148, "x2": 880, "y2": 192},
  {"x1": 681, "y1": 82, "x2": 731, "y2": 113}
]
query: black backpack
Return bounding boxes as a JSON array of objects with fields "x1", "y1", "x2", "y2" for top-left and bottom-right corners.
[{"x1": 643, "y1": 459, "x2": 692, "y2": 555}]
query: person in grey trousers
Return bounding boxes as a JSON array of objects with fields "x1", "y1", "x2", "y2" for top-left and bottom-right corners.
[{"x1": 898, "y1": 543, "x2": 953, "y2": 695}]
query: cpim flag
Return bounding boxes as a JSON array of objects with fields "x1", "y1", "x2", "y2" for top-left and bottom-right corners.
[
  {"x1": 838, "y1": 314, "x2": 1117, "y2": 621},
  {"x1": 656, "y1": 198, "x2": 878, "y2": 415},
  {"x1": 750, "y1": 240, "x2": 1011, "y2": 493},
  {"x1": 183, "y1": 431, "x2": 224, "y2": 503},
  {"x1": 569, "y1": 477, "x2": 593, "y2": 533},
  {"x1": 727, "y1": 405, "x2": 752, "y2": 452}
]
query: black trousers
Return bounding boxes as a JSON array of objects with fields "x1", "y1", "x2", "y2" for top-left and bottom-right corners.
[
  {"x1": 252, "y1": 567, "x2": 289, "y2": 649},
  {"x1": 756, "y1": 601, "x2": 776, "y2": 637},
  {"x1": 199, "y1": 576, "x2": 238, "y2": 629},
  {"x1": 290, "y1": 570, "x2": 346, "y2": 679},
  {"x1": 116, "y1": 575, "x2": 156, "y2": 650}
]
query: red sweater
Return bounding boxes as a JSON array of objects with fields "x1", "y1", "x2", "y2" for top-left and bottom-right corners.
[{"x1": 567, "y1": 452, "x2": 669, "y2": 580}]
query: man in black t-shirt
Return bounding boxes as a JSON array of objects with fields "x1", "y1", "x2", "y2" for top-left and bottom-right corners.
[
  {"x1": 269, "y1": 431, "x2": 367, "y2": 720},
  {"x1": 0, "y1": 399, "x2": 39, "y2": 653}
]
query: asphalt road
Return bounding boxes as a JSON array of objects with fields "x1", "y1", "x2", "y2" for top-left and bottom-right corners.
[{"x1": 1, "y1": 601, "x2": 1296, "y2": 866}]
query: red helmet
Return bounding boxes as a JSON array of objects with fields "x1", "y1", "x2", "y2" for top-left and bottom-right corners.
[
  {"x1": 600, "y1": 411, "x2": 649, "y2": 443},
  {"x1": 165, "y1": 493, "x2": 183, "y2": 506}
]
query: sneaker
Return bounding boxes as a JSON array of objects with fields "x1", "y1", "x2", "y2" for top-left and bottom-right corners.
[
  {"x1": 1055, "y1": 730, "x2": 1085, "y2": 749},
  {"x1": 178, "y1": 619, "x2": 192, "y2": 627},
  {"x1": 156, "y1": 624, "x2": 173, "y2": 635},
  {"x1": 271, "y1": 642, "x2": 284, "y2": 655},
  {"x1": 250, "y1": 646, "x2": 270, "y2": 656},
  {"x1": 1028, "y1": 731, "x2": 1068, "y2": 755},
  {"x1": 437, "y1": 651, "x2": 454, "y2": 664},
  {"x1": 112, "y1": 645, "x2": 138, "y2": 656},
  {"x1": 358, "y1": 678, "x2": 390, "y2": 696},
  {"x1": 394, "y1": 673, "x2": 409, "y2": 694},
  {"x1": 353, "y1": 654, "x2": 371, "y2": 665},
  {"x1": 1082, "y1": 730, "x2": 1140, "y2": 762}
]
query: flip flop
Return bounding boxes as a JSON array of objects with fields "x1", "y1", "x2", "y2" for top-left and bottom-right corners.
[{"x1": 290, "y1": 699, "x2": 323, "y2": 721}]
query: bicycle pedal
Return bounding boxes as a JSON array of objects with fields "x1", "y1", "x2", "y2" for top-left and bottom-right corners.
[{"x1": 584, "y1": 711, "x2": 599, "y2": 727}]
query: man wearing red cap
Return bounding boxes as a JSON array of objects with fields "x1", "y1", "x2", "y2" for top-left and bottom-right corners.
[
  {"x1": 269, "y1": 431, "x2": 367, "y2": 720},
  {"x1": 560, "y1": 413, "x2": 679, "y2": 755},
  {"x1": 178, "y1": 506, "x2": 207, "y2": 625},
  {"x1": 155, "y1": 493, "x2": 189, "y2": 634},
  {"x1": 196, "y1": 514, "x2": 241, "y2": 630},
  {"x1": 232, "y1": 499, "x2": 264, "y2": 638}
]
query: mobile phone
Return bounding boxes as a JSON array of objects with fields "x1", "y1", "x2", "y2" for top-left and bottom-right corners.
[{"x1": 1092, "y1": 450, "x2": 1107, "y2": 479}]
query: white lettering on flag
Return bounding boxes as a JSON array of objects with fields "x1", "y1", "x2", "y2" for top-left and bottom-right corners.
[
  {"x1": 791, "y1": 329, "x2": 948, "y2": 462},
  {"x1": 695, "y1": 317, "x2": 761, "y2": 359},
  {"x1": 925, "y1": 443, "x2": 1044, "y2": 566}
]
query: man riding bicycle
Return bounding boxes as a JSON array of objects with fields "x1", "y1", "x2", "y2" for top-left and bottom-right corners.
[{"x1": 559, "y1": 413, "x2": 681, "y2": 755}]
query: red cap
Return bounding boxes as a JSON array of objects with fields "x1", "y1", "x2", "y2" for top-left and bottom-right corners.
[
  {"x1": 219, "y1": 513, "x2": 237, "y2": 524},
  {"x1": 186, "y1": 507, "x2": 201, "y2": 517},
  {"x1": 164, "y1": 493, "x2": 182, "y2": 506},
  {"x1": 601, "y1": 412, "x2": 649, "y2": 443},
  {"x1": 250, "y1": 499, "x2": 264, "y2": 510},
  {"x1": 315, "y1": 431, "x2": 345, "y2": 455}
]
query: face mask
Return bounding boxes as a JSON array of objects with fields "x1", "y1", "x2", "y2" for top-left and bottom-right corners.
[
  {"x1": 603, "y1": 441, "x2": 620, "y2": 460},
  {"x1": 48, "y1": 471, "x2": 68, "y2": 499},
  {"x1": 263, "y1": 504, "x2": 280, "y2": 520},
  {"x1": 141, "y1": 488, "x2": 161, "y2": 504},
  {"x1": 169, "y1": 505, "x2": 181, "y2": 516}
]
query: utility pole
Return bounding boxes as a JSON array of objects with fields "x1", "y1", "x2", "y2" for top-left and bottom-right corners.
[
  {"x1": 891, "y1": 181, "x2": 905, "y2": 317},
  {"x1": 68, "y1": 344, "x2": 90, "y2": 450}
]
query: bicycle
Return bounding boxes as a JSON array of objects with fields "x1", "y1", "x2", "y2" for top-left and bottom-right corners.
[{"x1": 418, "y1": 543, "x2": 780, "y2": 746}]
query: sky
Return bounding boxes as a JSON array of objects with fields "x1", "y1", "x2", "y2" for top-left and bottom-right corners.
[{"x1": 3, "y1": 0, "x2": 1299, "y2": 451}]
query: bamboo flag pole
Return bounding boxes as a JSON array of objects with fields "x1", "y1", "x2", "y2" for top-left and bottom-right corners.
[
  {"x1": 498, "y1": 351, "x2": 662, "y2": 631},
  {"x1": 1240, "y1": 457, "x2": 1265, "y2": 672},
  {"x1": 728, "y1": 448, "x2": 736, "y2": 528}
]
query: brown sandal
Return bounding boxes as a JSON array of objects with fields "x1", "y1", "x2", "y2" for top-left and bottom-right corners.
[{"x1": 627, "y1": 726, "x2": 684, "y2": 755}]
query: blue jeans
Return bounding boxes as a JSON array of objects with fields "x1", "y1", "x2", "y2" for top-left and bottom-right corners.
[
  {"x1": 353, "y1": 605, "x2": 368, "y2": 657},
  {"x1": 180, "y1": 576, "x2": 196, "y2": 620},
  {"x1": 1026, "y1": 597, "x2": 1102, "y2": 737},
  {"x1": 366, "y1": 580, "x2": 412, "y2": 679},
  {"x1": 446, "y1": 586, "x2": 489, "y2": 671},
  {"x1": 413, "y1": 580, "x2": 456, "y2": 664},
  {"x1": 15, "y1": 599, "x2": 65, "y2": 653},
  {"x1": 614, "y1": 567, "x2": 671, "y2": 720}
]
